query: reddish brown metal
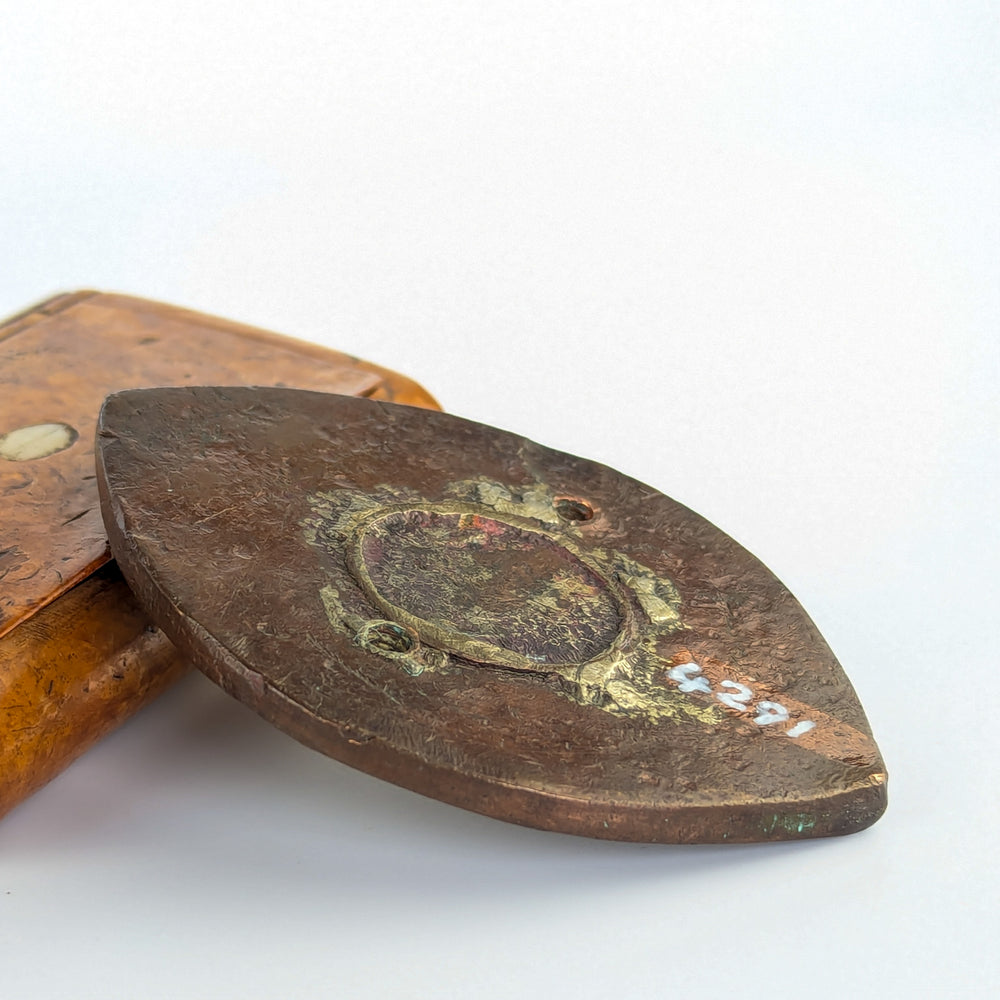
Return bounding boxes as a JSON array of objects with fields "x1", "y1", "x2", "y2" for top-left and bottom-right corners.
[{"x1": 96, "y1": 386, "x2": 887, "y2": 843}]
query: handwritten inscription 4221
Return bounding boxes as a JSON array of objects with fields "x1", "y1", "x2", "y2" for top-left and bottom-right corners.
[
  {"x1": 664, "y1": 653, "x2": 880, "y2": 770},
  {"x1": 668, "y1": 661, "x2": 816, "y2": 738}
]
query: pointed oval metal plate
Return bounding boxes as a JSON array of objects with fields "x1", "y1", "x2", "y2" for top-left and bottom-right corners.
[{"x1": 96, "y1": 387, "x2": 886, "y2": 842}]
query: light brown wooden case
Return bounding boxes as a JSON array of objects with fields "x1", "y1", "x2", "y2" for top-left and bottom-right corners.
[{"x1": 0, "y1": 291, "x2": 439, "y2": 819}]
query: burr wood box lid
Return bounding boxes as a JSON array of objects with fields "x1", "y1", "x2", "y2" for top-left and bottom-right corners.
[{"x1": 0, "y1": 291, "x2": 436, "y2": 639}]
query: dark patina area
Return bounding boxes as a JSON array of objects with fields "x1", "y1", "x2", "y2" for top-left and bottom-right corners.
[{"x1": 356, "y1": 508, "x2": 623, "y2": 666}]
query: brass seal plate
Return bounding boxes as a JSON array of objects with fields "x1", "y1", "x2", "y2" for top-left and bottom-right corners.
[{"x1": 96, "y1": 387, "x2": 886, "y2": 843}]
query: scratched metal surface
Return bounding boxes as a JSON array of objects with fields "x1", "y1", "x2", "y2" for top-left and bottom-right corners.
[{"x1": 96, "y1": 386, "x2": 886, "y2": 843}]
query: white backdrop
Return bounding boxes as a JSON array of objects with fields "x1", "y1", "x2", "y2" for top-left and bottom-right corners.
[{"x1": 1, "y1": 3, "x2": 997, "y2": 997}]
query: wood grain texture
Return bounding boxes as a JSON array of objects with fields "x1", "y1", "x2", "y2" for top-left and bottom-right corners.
[
  {"x1": 0, "y1": 561, "x2": 186, "y2": 815},
  {"x1": 0, "y1": 292, "x2": 440, "y2": 819}
]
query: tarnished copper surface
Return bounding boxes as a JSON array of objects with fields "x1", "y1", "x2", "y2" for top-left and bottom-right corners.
[{"x1": 97, "y1": 386, "x2": 887, "y2": 843}]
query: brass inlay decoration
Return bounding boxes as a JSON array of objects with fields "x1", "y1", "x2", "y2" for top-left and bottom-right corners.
[{"x1": 304, "y1": 477, "x2": 720, "y2": 725}]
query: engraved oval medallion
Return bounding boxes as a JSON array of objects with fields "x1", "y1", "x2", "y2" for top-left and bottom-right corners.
[{"x1": 350, "y1": 509, "x2": 625, "y2": 670}]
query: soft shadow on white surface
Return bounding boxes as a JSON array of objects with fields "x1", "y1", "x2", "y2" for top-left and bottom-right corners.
[
  {"x1": 2, "y1": 674, "x2": 810, "y2": 881},
  {"x1": 1, "y1": 675, "x2": 897, "y2": 1000},
  {"x1": 0, "y1": 2, "x2": 996, "y2": 997}
]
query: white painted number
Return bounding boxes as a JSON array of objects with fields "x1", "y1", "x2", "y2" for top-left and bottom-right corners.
[
  {"x1": 754, "y1": 701, "x2": 790, "y2": 726},
  {"x1": 716, "y1": 680, "x2": 753, "y2": 712},
  {"x1": 667, "y1": 660, "x2": 818, "y2": 738},
  {"x1": 786, "y1": 720, "x2": 817, "y2": 738},
  {"x1": 668, "y1": 662, "x2": 711, "y2": 694}
]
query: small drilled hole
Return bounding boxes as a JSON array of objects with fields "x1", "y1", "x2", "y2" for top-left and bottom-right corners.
[
  {"x1": 554, "y1": 498, "x2": 594, "y2": 522},
  {"x1": 360, "y1": 621, "x2": 414, "y2": 654}
]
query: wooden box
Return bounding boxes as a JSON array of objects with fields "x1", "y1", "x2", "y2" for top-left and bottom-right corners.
[{"x1": 0, "y1": 291, "x2": 438, "y2": 819}]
